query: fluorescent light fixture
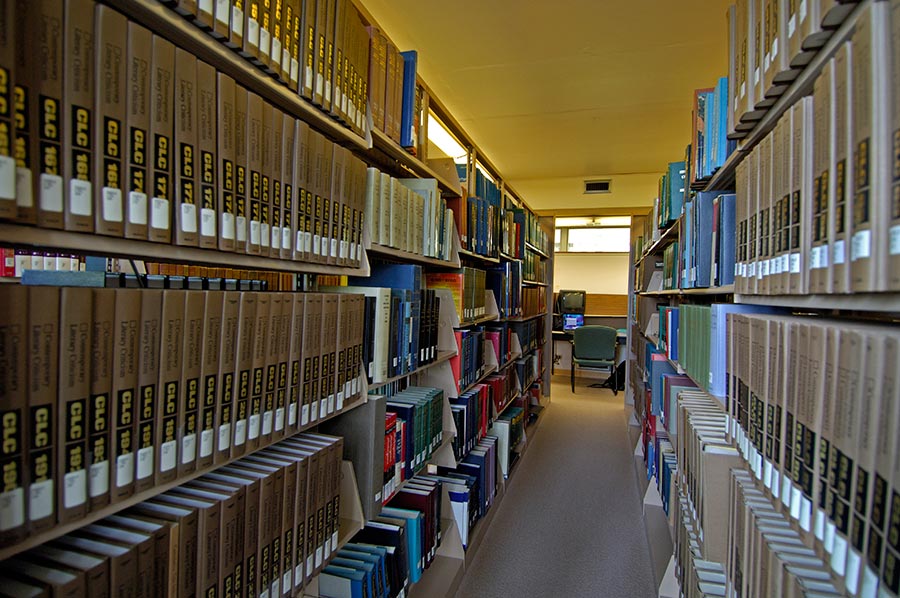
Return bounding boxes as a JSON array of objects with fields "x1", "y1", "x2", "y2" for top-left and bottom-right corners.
[
  {"x1": 555, "y1": 216, "x2": 632, "y2": 228},
  {"x1": 427, "y1": 113, "x2": 467, "y2": 163}
]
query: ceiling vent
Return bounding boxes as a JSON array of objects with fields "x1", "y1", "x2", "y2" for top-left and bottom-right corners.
[{"x1": 584, "y1": 179, "x2": 611, "y2": 194}]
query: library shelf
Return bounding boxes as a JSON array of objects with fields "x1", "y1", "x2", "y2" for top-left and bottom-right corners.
[
  {"x1": 704, "y1": 0, "x2": 870, "y2": 193},
  {"x1": 368, "y1": 243, "x2": 461, "y2": 268},
  {"x1": 522, "y1": 279, "x2": 548, "y2": 287},
  {"x1": 634, "y1": 222, "x2": 679, "y2": 265},
  {"x1": 0, "y1": 391, "x2": 370, "y2": 562},
  {"x1": 458, "y1": 313, "x2": 500, "y2": 327},
  {"x1": 367, "y1": 350, "x2": 458, "y2": 392},
  {"x1": 499, "y1": 251, "x2": 522, "y2": 262},
  {"x1": 457, "y1": 364, "x2": 499, "y2": 397},
  {"x1": 457, "y1": 247, "x2": 501, "y2": 265},
  {"x1": 498, "y1": 311, "x2": 548, "y2": 323},
  {"x1": 734, "y1": 292, "x2": 900, "y2": 315},
  {"x1": 664, "y1": 357, "x2": 726, "y2": 404},
  {"x1": 639, "y1": 285, "x2": 735, "y2": 297},
  {"x1": 369, "y1": 129, "x2": 463, "y2": 197},
  {"x1": 382, "y1": 435, "x2": 456, "y2": 506},
  {"x1": 104, "y1": 0, "x2": 367, "y2": 151},
  {"x1": 407, "y1": 519, "x2": 467, "y2": 598},
  {"x1": 495, "y1": 394, "x2": 521, "y2": 419},
  {"x1": 0, "y1": 223, "x2": 369, "y2": 276},
  {"x1": 524, "y1": 242, "x2": 549, "y2": 259}
]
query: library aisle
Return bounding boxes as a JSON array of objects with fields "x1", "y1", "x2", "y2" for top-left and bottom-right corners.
[{"x1": 455, "y1": 380, "x2": 656, "y2": 598}]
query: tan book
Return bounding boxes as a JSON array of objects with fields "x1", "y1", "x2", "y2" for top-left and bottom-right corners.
[
  {"x1": 312, "y1": 0, "x2": 327, "y2": 106},
  {"x1": 285, "y1": 0, "x2": 301, "y2": 91},
  {"x1": 286, "y1": 294, "x2": 305, "y2": 433},
  {"x1": 52, "y1": 534, "x2": 136, "y2": 597},
  {"x1": 302, "y1": 294, "x2": 323, "y2": 425},
  {"x1": 155, "y1": 290, "x2": 185, "y2": 485},
  {"x1": 62, "y1": 0, "x2": 95, "y2": 233},
  {"x1": 810, "y1": 63, "x2": 833, "y2": 294},
  {"x1": 177, "y1": 291, "x2": 204, "y2": 478},
  {"x1": 278, "y1": 441, "x2": 318, "y2": 581},
  {"x1": 320, "y1": 138, "x2": 334, "y2": 263},
  {"x1": 148, "y1": 35, "x2": 175, "y2": 244},
  {"x1": 269, "y1": 0, "x2": 286, "y2": 80},
  {"x1": 258, "y1": 103, "x2": 272, "y2": 257},
  {"x1": 258, "y1": 0, "x2": 274, "y2": 71},
  {"x1": 264, "y1": 444, "x2": 310, "y2": 588},
  {"x1": 0, "y1": 286, "x2": 28, "y2": 543},
  {"x1": 830, "y1": 45, "x2": 852, "y2": 294},
  {"x1": 889, "y1": 0, "x2": 900, "y2": 291},
  {"x1": 850, "y1": 2, "x2": 891, "y2": 292},
  {"x1": 261, "y1": 293, "x2": 282, "y2": 445},
  {"x1": 93, "y1": 5, "x2": 127, "y2": 238},
  {"x1": 197, "y1": 291, "x2": 223, "y2": 470},
  {"x1": 300, "y1": 0, "x2": 316, "y2": 100},
  {"x1": 134, "y1": 290, "x2": 162, "y2": 494},
  {"x1": 196, "y1": 60, "x2": 218, "y2": 249},
  {"x1": 256, "y1": 450, "x2": 301, "y2": 595},
  {"x1": 234, "y1": 84, "x2": 249, "y2": 253},
  {"x1": 242, "y1": 454, "x2": 292, "y2": 595},
  {"x1": 129, "y1": 501, "x2": 197, "y2": 598},
  {"x1": 246, "y1": 92, "x2": 263, "y2": 255},
  {"x1": 243, "y1": 0, "x2": 262, "y2": 61},
  {"x1": 327, "y1": 145, "x2": 344, "y2": 265},
  {"x1": 0, "y1": 0, "x2": 14, "y2": 217},
  {"x1": 173, "y1": 49, "x2": 199, "y2": 247},
  {"x1": 4, "y1": 557, "x2": 85, "y2": 597},
  {"x1": 324, "y1": 0, "x2": 339, "y2": 115},
  {"x1": 87, "y1": 290, "x2": 114, "y2": 512},
  {"x1": 23, "y1": 544, "x2": 108, "y2": 598},
  {"x1": 12, "y1": 0, "x2": 38, "y2": 224},
  {"x1": 57, "y1": 288, "x2": 91, "y2": 524},
  {"x1": 232, "y1": 292, "x2": 257, "y2": 457},
  {"x1": 281, "y1": 114, "x2": 297, "y2": 260},
  {"x1": 211, "y1": 0, "x2": 231, "y2": 40},
  {"x1": 214, "y1": 291, "x2": 240, "y2": 464},
  {"x1": 104, "y1": 514, "x2": 175, "y2": 598},
  {"x1": 75, "y1": 524, "x2": 154, "y2": 598},
  {"x1": 320, "y1": 293, "x2": 339, "y2": 418},
  {"x1": 247, "y1": 292, "x2": 270, "y2": 451},
  {"x1": 309, "y1": 130, "x2": 325, "y2": 263},
  {"x1": 753, "y1": 0, "x2": 766, "y2": 110},
  {"x1": 124, "y1": 22, "x2": 152, "y2": 240},
  {"x1": 152, "y1": 493, "x2": 219, "y2": 598},
  {"x1": 366, "y1": 26, "x2": 386, "y2": 134},
  {"x1": 216, "y1": 73, "x2": 237, "y2": 252},
  {"x1": 226, "y1": 0, "x2": 245, "y2": 52},
  {"x1": 274, "y1": 292, "x2": 292, "y2": 440},
  {"x1": 294, "y1": 121, "x2": 311, "y2": 262},
  {"x1": 190, "y1": 477, "x2": 247, "y2": 597},
  {"x1": 213, "y1": 466, "x2": 265, "y2": 598},
  {"x1": 384, "y1": 39, "x2": 396, "y2": 141},
  {"x1": 267, "y1": 104, "x2": 283, "y2": 256},
  {"x1": 226, "y1": 461, "x2": 278, "y2": 596}
]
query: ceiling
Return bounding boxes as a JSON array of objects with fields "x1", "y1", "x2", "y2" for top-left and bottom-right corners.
[{"x1": 360, "y1": 0, "x2": 732, "y2": 185}]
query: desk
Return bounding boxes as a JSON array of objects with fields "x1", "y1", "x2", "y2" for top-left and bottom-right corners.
[{"x1": 551, "y1": 329, "x2": 626, "y2": 374}]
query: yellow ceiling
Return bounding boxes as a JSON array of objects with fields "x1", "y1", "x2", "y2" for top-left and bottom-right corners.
[{"x1": 360, "y1": 0, "x2": 732, "y2": 184}]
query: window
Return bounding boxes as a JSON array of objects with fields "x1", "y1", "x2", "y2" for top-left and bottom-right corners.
[{"x1": 554, "y1": 216, "x2": 632, "y2": 253}]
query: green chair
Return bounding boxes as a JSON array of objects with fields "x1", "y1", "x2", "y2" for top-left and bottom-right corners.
[{"x1": 570, "y1": 325, "x2": 618, "y2": 394}]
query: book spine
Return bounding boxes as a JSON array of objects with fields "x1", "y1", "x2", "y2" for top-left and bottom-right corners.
[
  {"x1": 134, "y1": 290, "x2": 161, "y2": 494},
  {"x1": 155, "y1": 291, "x2": 184, "y2": 485},
  {"x1": 217, "y1": 73, "x2": 237, "y2": 251},
  {"x1": 110, "y1": 289, "x2": 140, "y2": 502},
  {"x1": 248, "y1": 292, "x2": 270, "y2": 451},
  {"x1": 233, "y1": 85, "x2": 248, "y2": 253},
  {"x1": 196, "y1": 61, "x2": 218, "y2": 249},
  {"x1": 58, "y1": 287, "x2": 91, "y2": 523},
  {"x1": 246, "y1": 92, "x2": 263, "y2": 255},
  {"x1": 88, "y1": 289, "x2": 115, "y2": 512},
  {"x1": 177, "y1": 291, "x2": 204, "y2": 477},
  {"x1": 0, "y1": 0, "x2": 14, "y2": 217},
  {"x1": 0, "y1": 286, "x2": 28, "y2": 542},
  {"x1": 173, "y1": 49, "x2": 199, "y2": 247},
  {"x1": 281, "y1": 114, "x2": 296, "y2": 260},
  {"x1": 215, "y1": 292, "x2": 240, "y2": 464},
  {"x1": 148, "y1": 35, "x2": 175, "y2": 244},
  {"x1": 34, "y1": 0, "x2": 65, "y2": 231},
  {"x1": 259, "y1": 102, "x2": 273, "y2": 257},
  {"x1": 94, "y1": 5, "x2": 127, "y2": 238},
  {"x1": 124, "y1": 22, "x2": 152, "y2": 240}
]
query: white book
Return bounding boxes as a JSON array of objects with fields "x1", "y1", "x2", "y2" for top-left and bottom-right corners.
[{"x1": 320, "y1": 286, "x2": 391, "y2": 384}]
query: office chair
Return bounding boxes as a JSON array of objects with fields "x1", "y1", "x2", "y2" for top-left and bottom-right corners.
[{"x1": 570, "y1": 325, "x2": 618, "y2": 395}]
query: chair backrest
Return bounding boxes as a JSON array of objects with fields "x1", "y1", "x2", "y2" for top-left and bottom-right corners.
[{"x1": 572, "y1": 325, "x2": 617, "y2": 361}]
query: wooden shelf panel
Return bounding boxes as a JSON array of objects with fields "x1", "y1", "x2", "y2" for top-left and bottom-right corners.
[
  {"x1": 635, "y1": 222, "x2": 679, "y2": 264},
  {"x1": 734, "y1": 292, "x2": 900, "y2": 314},
  {"x1": 524, "y1": 242, "x2": 549, "y2": 259},
  {"x1": 457, "y1": 248, "x2": 501, "y2": 265},
  {"x1": 0, "y1": 395, "x2": 369, "y2": 561},
  {"x1": 106, "y1": 0, "x2": 367, "y2": 150},
  {"x1": 368, "y1": 243, "x2": 461, "y2": 268},
  {"x1": 0, "y1": 223, "x2": 369, "y2": 276}
]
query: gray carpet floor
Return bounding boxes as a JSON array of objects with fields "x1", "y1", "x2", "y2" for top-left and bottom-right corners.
[{"x1": 453, "y1": 379, "x2": 657, "y2": 598}]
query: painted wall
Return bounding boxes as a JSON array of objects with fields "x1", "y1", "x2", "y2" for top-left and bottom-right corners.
[{"x1": 553, "y1": 253, "x2": 631, "y2": 295}]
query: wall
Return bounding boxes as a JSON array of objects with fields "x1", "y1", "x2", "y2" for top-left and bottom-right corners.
[{"x1": 553, "y1": 253, "x2": 631, "y2": 295}]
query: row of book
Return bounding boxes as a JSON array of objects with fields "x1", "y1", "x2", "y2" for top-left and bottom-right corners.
[
  {"x1": 0, "y1": 432, "x2": 344, "y2": 598},
  {"x1": 727, "y1": 313, "x2": 900, "y2": 596},
  {"x1": 523, "y1": 251, "x2": 548, "y2": 283},
  {"x1": 364, "y1": 173, "x2": 453, "y2": 261},
  {"x1": 452, "y1": 329, "x2": 488, "y2": 394},
  {"x1": 385, "y1": 387, "x2": 446, "y2": 485},
  {"x1": 0, "y1": 286, "x2": 365, "y2": 544},
  {"x1": 500, "y1": 205, "x2": 526, "y2": 259},
  {"x1": 728, "y1": 0, "x2": 844, "y2": 134},
  {"x1": 490, "y1": 405, "x2": 526, "y2": 479},
  {"x1": 457, "y1": 193, "x2": 505, "y2": 260},
  {"x1": 486, "y1": 262, "x2": 523, "y2": 319},
  {"x1": 521, "y1": 287, "x2": 548, "y2": 319},
  {"x1": 485, "y1": 325, "x2": 515, "y2": 367},
  {"x1": 145, "y1": 262, "x2": 298, "y2": 292},
  {"x1": 367, "y1": 32, "x2": 419, "y2": 150},
  {"x1": 23, "y1": 268, "x2": 280, "y2": 292},
  {"x1": 676, "y1": 193, "x2": 736, "y2": 289},
  {"x1": 426, "y1": 268, "x2": 487, "y2": 324},
  {"x1": 688, "y1": 77, "x2": 734, "y2": 186},
  {"x1": 1, "y1": 2, "x2": 369, "y2": 267},
  {"x1": 514, "y1": 351, "x2": 543, "y2": 395},
  {"x1": 484, "y1": 371, "x2": 519, "y2": 417},
  {"x1": 165, "y1": 0, "x2": 370, "y2": 136},
  {"x1": 673, "y1": 493, "x2": 730, "y2": 598},
  {"x1": 451, "y1": 384, "x2": 492, "y2": 462},
  {"x1": 736, "y1": 2, "x2": 899, "y2": 295},
  {"x1": 523, "y1": 210, "x2": 551, "y2": 256},
  {"x1": 658, "y1": 162, "x2": 688, "y2": 228},
  {"x1": 0, "y1": 249, "x2": 86, "y2": 277},
  {"x1": 512, "y1": 319, "x2": 543, "y2": 355}
]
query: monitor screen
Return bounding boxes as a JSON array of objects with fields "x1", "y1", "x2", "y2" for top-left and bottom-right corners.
[
  {"x1": 563, "y1": 314, "x2": 584, "y2": 330},
  {"x1": 558, "y1": 290, "x2": 586, "y2": 315}
]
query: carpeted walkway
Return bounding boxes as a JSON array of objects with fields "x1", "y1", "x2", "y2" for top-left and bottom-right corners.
[{"x1": 454, "y1": 379, "x2": 657, "y2": 598}]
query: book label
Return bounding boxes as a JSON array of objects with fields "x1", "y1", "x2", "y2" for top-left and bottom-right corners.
[
  {"x1": 182, "y1": 434, "x2": 196, "y2": 463},
  {"x1": 834, "y1": 240, "x2": 846, "y2": 264},
  {"x1": 40, "y1": 174, "x2": 64, "y2": 212},
  {"x1": 161, "y1": 439, "x2": 177, "y2": 471},
  {"x1": 137, "y1": 446, "x2": 153, "y2": 479},
  {"x1": 129, "y1": 192, "x2": 148, "y2": 224},
  {"x1": 104, "y1": 188, "x2": 124, "y2": 222},
  {"x1": 232, "y1": 7, "x2": 244, "y2": 37},
  {"x1": 181, "y1": 203, "x2": 198, "y2": 233},
  {"x1": 116, "y1": 454, "x2": 134, "y2": 487},
  {"x1": 0, "y1": 488, "x2": 24, "y2": 530},
  {"x1": 70, "y1": 180, "x2": 92, "y2": 215},
  {"x1": 890, "y1": 225, "x2": 900, "y2": 254},
  {"x1": 16, "y1": 170, "x2": 32, "y2": 208},
  {"x1": 846, "y1": 550, "x2": 861, "y2": 593},
  {"x1": 851, "y1": 230, "x2": 871, "y2": 260},
  {"x1": 832, "y1": 535, "x2": 848, "y2": 575},
  {"x1": 200, "y1": 429, "x2": 213, "y2": 457},
  {"x1": 89, "y1": 461, "x2": 109, "y2": 497},
  {"x1": 64, "y1": 470, "x2": 87, "y2": 507},
  {"x1": 218, "y1": 423, "x2": 231, "y2": 450},
  {"x1": 0, "y1": 156, "x2": 14, "y2": 198},
  {"x1": 29, "y1": 480, "x2": 53, "y2": 519},
  {"x1": 152, "y1": 197, "x2": 170, "y2": 230}
]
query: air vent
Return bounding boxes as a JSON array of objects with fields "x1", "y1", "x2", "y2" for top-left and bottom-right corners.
[{"x1": 584, "y1": 179, "x2": 611, "y2": 194}]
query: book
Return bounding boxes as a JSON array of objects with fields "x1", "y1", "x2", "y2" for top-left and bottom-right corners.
[
  {"x1": 196, "y1": 60, "x2": 218, "y2": 249},
  {"x1": 124, "y1": 22, "x2": 152, "y2": 240},
  {"x1": 148, "y1": 35, "x2": 175, "y2": 244},
  {"x1": 0, "y1": 287, "x2": 28, "y2": 542},
  {"x1": 88, "y1": 289, "x2": 115, "y2": 511},
  {"x1": 173, "y1": 49, "x2": 199, "y2": 247},
  {"x1": 0, "y1": 0, "x2": 14, "y2": 218}
]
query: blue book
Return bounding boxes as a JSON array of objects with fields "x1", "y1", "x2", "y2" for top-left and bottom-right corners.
[
  {"x1": 329, "y1": 558, "x2": 376, "y2": 598},
  {"x1": 717, "y1": 194, "x2": 737, "y2": 286},
  {"x1": 385, "y1": 403, "x2": 417, "y2": 479},
  {"x1": 667, "y1": 161, "x2": 686, "y2": 222},
  {"x1": 339, "y1": 549, "x2": 387, "y2": 598},
  {"x1": 399, "y1": 51, "x2": 418, "y2": 149},
  {"x1": 380, "y1": 506, "x2": 424, "y2": 583},
  {"x1": 715, "y1": 77, "x2": 730, "y2": 169},
  {"x1": 682, "y1": 196, "x2": 694, "y2": 288},
  {"x1": 351, "y1": 263, "x2": 422, "y2": 291},
  {"x1": 650, "y1": 353, "x2": 676, "y2": 416},
  {"x1": 694, "y1": 192, "x2": 716, "y2": 288},
  {"x1": 343, "y1": 544, "x2": 390, "y2": 598},
  {"x1": 320, "y1": 565, "x2": 366, "y2": 598},
  {"x1": 707, "y1": 304, "x2": 785, "y2": 398}
]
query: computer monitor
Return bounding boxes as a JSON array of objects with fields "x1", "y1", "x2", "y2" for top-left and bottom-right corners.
[
  {"x1": 563, "y1": 314, "x2": 584, "y2": 330},
  {"x1": 556, "y1": 290, "x2": 586, "y2": 315}
]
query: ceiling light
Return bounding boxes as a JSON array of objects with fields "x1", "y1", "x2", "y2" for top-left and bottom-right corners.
[{"x1": 427, "y1": 114, "x2": 467, "y2": 163}]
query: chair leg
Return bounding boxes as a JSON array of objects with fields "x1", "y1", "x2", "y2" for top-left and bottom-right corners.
[
  {"x1": 570, "y1": 362, "x2": 575, "y2": 393},
  {"x1": 613, "y1": 366, "x2": 618, "y2": 396}
]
